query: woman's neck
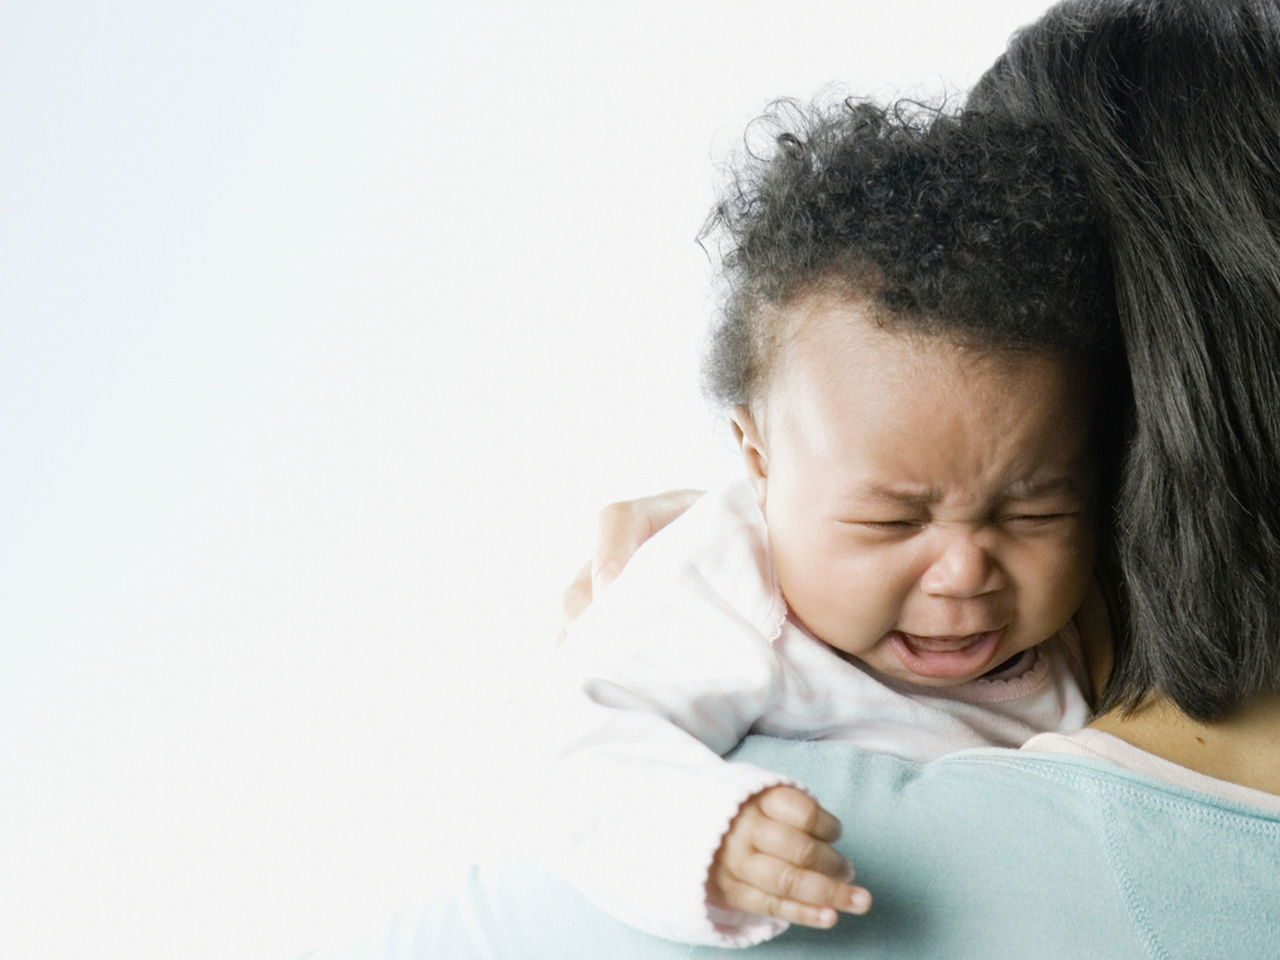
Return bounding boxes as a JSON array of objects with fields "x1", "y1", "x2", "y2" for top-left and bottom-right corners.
[{"x1": 1089, "y1": 690, "x2": 1280, "y2": 796}]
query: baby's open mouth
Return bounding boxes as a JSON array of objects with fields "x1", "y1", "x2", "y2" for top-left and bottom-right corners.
[{"x1": 890, "y1": 629, "x2": 1003, "y2": 680}]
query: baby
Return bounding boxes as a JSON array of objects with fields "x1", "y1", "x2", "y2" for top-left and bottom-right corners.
[{"x1": 536, "y1": 99, "x2": 1120, "y2": 947}]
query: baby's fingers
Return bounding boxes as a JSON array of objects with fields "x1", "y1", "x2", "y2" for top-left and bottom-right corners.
[
  {"x1": 752, "y1": 815, "x2": 853, "y2": 881},
  {"x1": 740, "y1": 850, "x2": 871, "y2": 917},
  {"x1": 756, "y1": 785, "x2": 842, "y2": 842},
  {"x1": 715, "y1": 871, "x2": 841, "y2": 930},
  {"x1": 726, "y1": 853, "x2": 872, "y2": 928}
]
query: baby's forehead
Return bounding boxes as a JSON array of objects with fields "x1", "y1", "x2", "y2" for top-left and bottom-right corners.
[
  {"x1": 770, "y1": 291, "x2": 1060, "y2": 380},
  {"x1": 758, "y1": 294, "x2": 1095, "y2": 455}
]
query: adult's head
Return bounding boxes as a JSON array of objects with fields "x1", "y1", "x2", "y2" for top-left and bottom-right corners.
[{"x1": 970, "y1": 0, "x2": 1280, "y2": 721}]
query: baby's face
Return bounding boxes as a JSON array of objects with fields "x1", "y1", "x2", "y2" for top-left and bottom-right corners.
[{"x1": 736, "y1": 295, "x2": 1097, "y2": 687}]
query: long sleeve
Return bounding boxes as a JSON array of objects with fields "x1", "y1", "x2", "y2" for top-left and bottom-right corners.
[{"x1": 530, "y1": 482, "x2": 799, "y2": 946}]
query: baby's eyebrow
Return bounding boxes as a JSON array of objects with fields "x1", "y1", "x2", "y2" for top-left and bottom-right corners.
[
  {"x1": 850, "y1": 484, "x2": 939, "y2": 507},
  {"x1": 1004, "y1": 476, "x2": 1085, "y2": 500},
  {"x1": 845, "y1": 476, "x2": 1086, "y2": 506}
]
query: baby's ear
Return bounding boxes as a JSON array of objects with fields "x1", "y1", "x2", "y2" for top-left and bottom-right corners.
[{"x1": 730, "y1": 404, "x2": 768, "y2": 507}]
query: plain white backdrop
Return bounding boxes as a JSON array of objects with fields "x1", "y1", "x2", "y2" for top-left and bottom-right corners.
[{"x1": 2, "y1": 2, "x2": 1058, "y2": 957}]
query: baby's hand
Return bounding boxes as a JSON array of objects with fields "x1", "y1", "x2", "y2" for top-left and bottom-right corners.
[{"x1": 707, "y1": 785, "x2": 872, "y2": 930}]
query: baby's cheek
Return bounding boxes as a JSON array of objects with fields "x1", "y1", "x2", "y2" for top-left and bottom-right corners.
[
  {"x1": 1030, "y1": 536, "x2": 1094, "y2": 616},
  {"x1": 785, "y1": 557, "x2": 898, "y2": 653}
]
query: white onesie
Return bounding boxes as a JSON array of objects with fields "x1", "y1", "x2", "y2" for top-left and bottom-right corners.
[{"x1": 536, "y1": 479, "x2": 1092, "y2": 947}]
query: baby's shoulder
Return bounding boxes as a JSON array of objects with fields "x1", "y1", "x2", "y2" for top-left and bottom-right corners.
[
  {"x1": 587, "y1": 479, "x2": 784, "y2": 639},
  {"x1": 630, "y1": 479, "x2": 772, "y2": 576}
]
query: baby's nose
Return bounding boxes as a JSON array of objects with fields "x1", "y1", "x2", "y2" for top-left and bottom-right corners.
[{"x1": 919, "y1": 532, "x2": 1004, "y2": 598}]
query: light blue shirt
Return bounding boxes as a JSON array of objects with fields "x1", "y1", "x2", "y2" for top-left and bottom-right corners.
[{"x1": 305, "y1": 735, "x2": 1280, "y2": 959}]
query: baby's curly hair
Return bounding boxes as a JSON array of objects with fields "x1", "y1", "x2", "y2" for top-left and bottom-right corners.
[{"x1": 701, "y1": 97, "x2": 1118, "y2": 408}]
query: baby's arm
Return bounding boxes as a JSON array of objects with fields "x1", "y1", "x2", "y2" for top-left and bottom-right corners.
[
  {"x1": 539, "y1": 483, "x2": 868, "y2": 945},
  {"x1": 710, "y1": 785, "x2": 871, "y2": 929},
  {"x1": 539, "y1": 598, "x2": 795, "y2": 945}
]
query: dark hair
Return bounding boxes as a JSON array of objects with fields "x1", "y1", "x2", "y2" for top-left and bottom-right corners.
[
  {"x1": 972, "y1": 0, "x2": 1280, "y2": 719},
  {"x1": 700, "y1": 97, "x2": 1118, "y2": 410}
]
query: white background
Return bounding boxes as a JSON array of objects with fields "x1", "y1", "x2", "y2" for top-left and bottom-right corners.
[{"x1": 2, "y1": 2, "x2": 1056, "y2": 957}]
